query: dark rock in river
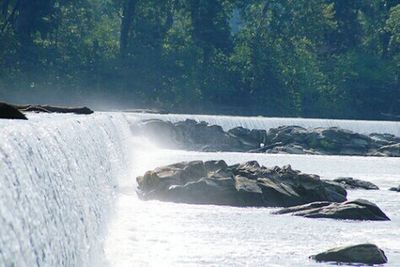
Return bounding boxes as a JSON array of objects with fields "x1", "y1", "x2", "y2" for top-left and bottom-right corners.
[
  {"x1": 0, "y1": 102, "x2": 27, "y2": 120},
  {"x1": 377, "y1": 143, "x2": 400, "y2": 157},
  {"x1": 16, "y1": 104, "x2": 94, "y2": 114},
  {"x1": 310, "y1": 243, "x2": 388, "y2": 265},
  {"x1": 273, "y1": 199, "x2": 390, "y2": 221},
  {"x1": 132, "y1": 119, "x2": 400, "y2": 157},
  {"x1": 132, "y1": 119, "x2": 255, "y2": 151},
  {"x1": 389, "y1": 185, "x2": 400, "y2": 192},
  {"x1": 136, "y1": 160, "x2": 347, "y2": 207},
  {"x1": 332, "y1": 177, "x2": 379, "y2": 190}
]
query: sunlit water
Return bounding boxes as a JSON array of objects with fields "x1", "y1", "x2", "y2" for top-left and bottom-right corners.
[
  {"x1": 0, "y1": 113, "x2": 131, "y2": 266},
  {"x1": 1, "y1": 112, "x2": 399, "y2": 266},
  {"x1": 105, "y1": 146, "x2": 400, "y2": 267}
]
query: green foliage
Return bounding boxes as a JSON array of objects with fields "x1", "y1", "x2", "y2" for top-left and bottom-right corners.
[{"x1": 0, "y1": 0, "x2": 399, "y2": 118}]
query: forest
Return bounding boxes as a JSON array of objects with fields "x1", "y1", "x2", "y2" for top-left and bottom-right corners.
[{"x1": 0, "y1": 0, "x2": 399, "y2": 119}]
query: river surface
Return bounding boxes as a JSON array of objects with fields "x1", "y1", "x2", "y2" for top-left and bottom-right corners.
[{"x1": 0, "y1": 112, "x2": 399, "y2": 266}]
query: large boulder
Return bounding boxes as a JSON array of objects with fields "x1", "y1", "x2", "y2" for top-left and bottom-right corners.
[
  {"x1": 136, "y1": 160, "x2": 347, "y2": 207},
  {"x1": 310, "y1": 243, "x2": 388, "y2": 265},
  {"x1": 0, "y1": 102, "x2": 27, "y2": 120},
  {"x1": 332, "y1": 177, "x2": 379, "y2": 190},
  {"x1": 273, "y1": 199, "x2": 390, "y2": 221}
]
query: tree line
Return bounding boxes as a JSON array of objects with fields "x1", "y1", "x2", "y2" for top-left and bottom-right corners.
[{"x1": 1, "y1": 0, "x2": 399, "y2": 119}]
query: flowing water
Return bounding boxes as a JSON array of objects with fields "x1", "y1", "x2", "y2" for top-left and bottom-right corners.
[
  {"x1": 0, "y1": 113, "x2": 131, "y2": 266},
  {"x1": 0, "y1": 112, "x2": 399, "y2": 266}
]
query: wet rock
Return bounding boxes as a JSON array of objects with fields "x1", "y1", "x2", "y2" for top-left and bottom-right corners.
[
  {"x1": 132, "y1": 119, "x2": 400, "y2": 157},
  {"x1": 333, "y1": 177, "x2": 379, "y2": 190},
  {"x1": 17, "y1": 105, "x2": 94, "y2": 114},
  {"x1": 133, "y1": 119, "x2": 252, "y2": 151},
  {"x1": 378, "y1": 143, "x2": 400, "y2": 157},
  {"x1": 228, "y1": 127, "x2": 267, "y2": 147},
  {"x1": 0, "y1": 102, "x2": 27, "y2": 120},
  {"x1": 273, "y1": 199, "x2": 390, "y2": 221},
  {"x1": 389, "y1": 185, "x2": 400, "y2": 192},
  {"x1": 310, "y1": 243, "x2": 388, "y2": 265},
  {"x1": 136, "y1": 160, "x2": 347, "y2": 207}
]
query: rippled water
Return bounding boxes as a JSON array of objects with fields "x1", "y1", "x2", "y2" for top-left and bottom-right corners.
[{"x1": 105, "y1": 145, "x2": 400, "y2": 266}]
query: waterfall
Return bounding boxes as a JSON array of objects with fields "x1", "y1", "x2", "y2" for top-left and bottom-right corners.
[
  {"x1": 0, "y1": 113, "x2": 131, "y2": 266},
  {"x1": 129, "y1": 113, "x2": 400, "y2": 136}
]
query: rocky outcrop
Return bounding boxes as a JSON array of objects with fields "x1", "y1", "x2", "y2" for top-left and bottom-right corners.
[
  {"x1": 389, "y1": 185, "x2": 400, "y2": 192},
  {"x1": 132, "y1": 119, "x2": 400, "y2": 157},
  {"x1": 15, "y1": 104, "x2": 94, "y2": 114},
  {"x1": 332, "y1": 177, "x2": 379, "y2": 190},
  {"x1": 273, "y1": 199, "x2": 390, "y2": 221},
  {"x1": 310, "y1": 243, "x2": 388, "y2": 265},
  {"x1": 257, "y1": 125, "x2": 399, "y2": 157},
  {"x1": 131, "y1": 119, "x2": 255, "y2": 151},
  {"x1": 136, "y1": 160, "x2": 347, "y2": 207},
  {"x1": 0, "y1": 102, "x2": 27, "y2": 120}
]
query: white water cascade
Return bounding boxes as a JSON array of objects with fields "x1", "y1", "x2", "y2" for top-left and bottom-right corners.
[{"x1": 0, "y1": 113, "x2": 131, "y2": 266}]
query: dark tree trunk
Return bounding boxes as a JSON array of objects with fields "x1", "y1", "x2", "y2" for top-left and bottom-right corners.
[{"x1": 120, "y1": 0, "x2": 137, "y2": 58}]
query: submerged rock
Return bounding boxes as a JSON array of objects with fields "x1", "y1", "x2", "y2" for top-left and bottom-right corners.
[
  {"x1": 136, "y1": 160, "x2": 347, "y2": 207},
  {"x1": 0, "y1": 102, "x2": 27, "y2": 120},
  {"x1": 310, "y1": 243, "x2": 388, "y2": 265},
  {"x1": 273, "y1": 199, "x2": 390, "y2": 221},
  {"x1": 332, "y1": 177, "x2": 379, "y2": 190}
]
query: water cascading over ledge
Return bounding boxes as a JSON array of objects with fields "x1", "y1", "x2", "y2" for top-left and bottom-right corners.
[{"x1": 0, "y1": 113, "x2": 131, "y2": 266}]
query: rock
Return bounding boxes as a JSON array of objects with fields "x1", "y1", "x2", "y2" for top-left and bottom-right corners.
[
  {"x1": 310, "y1": 243, "x2": 388, "y2": 265},
  {"x1": 136, "y1": 160, "x2": 347, "y2": 207},
  {"x1": 370, "y1": 133, "x2": 400, "y2": 145},
  {"x1": 17, "y1": 104, "x2": 94, "y2": 114},
  {"x1": 133, "y1": 119, "x2": 252, "y2": 151},
  {"x1": 264, "y1": 144, "x2": 310, "y2": 154},
  {"x1": 378, "y1": 143, "x2": 400, "y2": 157},
  {"x1": 273, "y1": 199, "x2": 390, "y2": 221},
  {"x1": 389, "y1": 185, "x2": 400, "y2": 192},
  {"x1": 333, "y1": 177, "x2": 379, "y2": 190},
  {"x1": 227, "y1": 127, "x2": 266, "y2": 147},
  {"x1": 132, "y1": 119, "x2": 400, "y2": 157},
  {"x1": 0, "y1": 102, "x2": 27, "y2": 120}
]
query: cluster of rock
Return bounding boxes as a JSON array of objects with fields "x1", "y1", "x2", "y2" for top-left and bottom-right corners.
[
  {"x1": 311, "y1": 243, "x2": 388, "y2": 265},
  {"x1": 133, "y1": 119, "x2": 400, "y2": 157},
  {"x1": 136, "y1": 160, "x2": 347, "y2": 207},
  {"x1": 0, "y1": 102, "x2": 94, "y2": 120},
  {"x1": 137, "y1": 160, "x2": 390, "y2": 221},
  {"x1": 137, "y1": 160, "x2": 392, "y2": 264}
]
